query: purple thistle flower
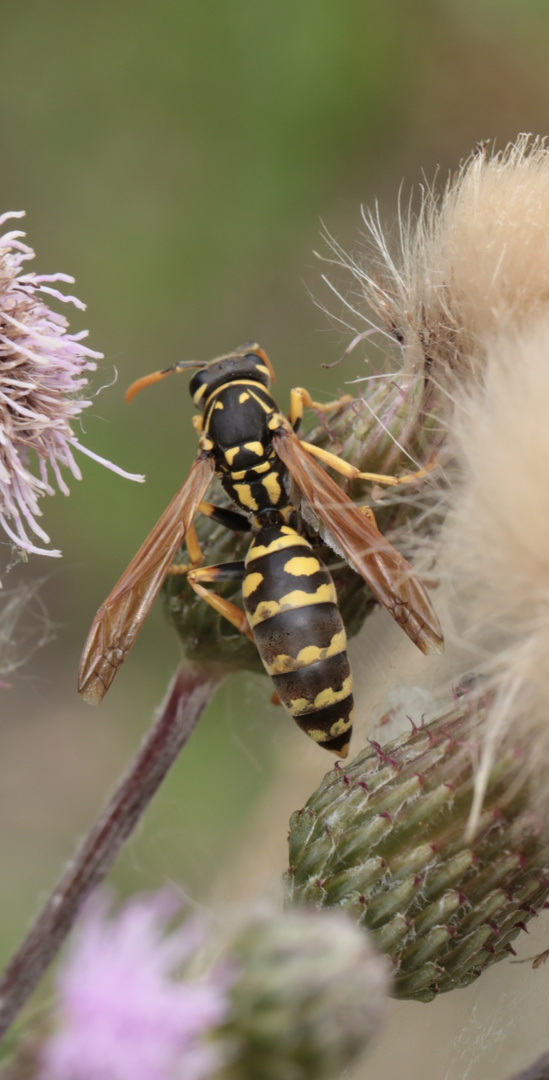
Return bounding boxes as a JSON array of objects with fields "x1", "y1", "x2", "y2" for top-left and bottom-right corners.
[
  {"x1": 0, "y1": 211, "x2": 143, "y2": 557},
  {"x1": 40, "y1": 890, "x2": 229, "y2": 1080}
]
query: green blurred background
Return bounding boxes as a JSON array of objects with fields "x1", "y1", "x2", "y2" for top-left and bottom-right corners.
[{"x1": 2, "y1": 2, "x2": 549, "y2": 1074}]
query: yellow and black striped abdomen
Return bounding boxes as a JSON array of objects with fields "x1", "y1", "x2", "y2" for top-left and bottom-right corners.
[{"x1": 243, "y1": 521, "x2": 353, "y2": 756}]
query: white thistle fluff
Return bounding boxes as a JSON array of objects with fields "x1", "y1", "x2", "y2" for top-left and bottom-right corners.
[
  {"x1": 333, "y1": 135, "x2": 549, "y2": 814},
  {"x1": 441, "y1": 325, "x2": 549, "y2": 815},
  {"x1": 329, "y1": 133, "x2": 549, "y2": 389}
]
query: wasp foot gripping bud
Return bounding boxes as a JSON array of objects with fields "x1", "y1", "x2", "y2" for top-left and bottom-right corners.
[
  {"x1": 284, "y1": 696, "x2": 549, "y2": 1002},
  {"x1": 216, "y1": 909, "x2": 388, "y2": 1080},
  {"x1": 304, "y1": 370, "x2": 443, "y2": 567}
]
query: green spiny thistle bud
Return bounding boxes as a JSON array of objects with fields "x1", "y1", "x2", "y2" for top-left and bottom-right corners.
[
  {"x1": 216, "y1": 910, "x2": 388, "y2": 1080},
  {"x1": 284, "y1": 697, "x2": 549, "y2": 1002}
]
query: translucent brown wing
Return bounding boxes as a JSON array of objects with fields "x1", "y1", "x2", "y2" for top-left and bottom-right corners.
[
  {"x1": 273, "y1": 425, "x2": 443, "y2": 655},
  {"x1": 78, "y1": 453, "x2": 215, "y2": 704}
]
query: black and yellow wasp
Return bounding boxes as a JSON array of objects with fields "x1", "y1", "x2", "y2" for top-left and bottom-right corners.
[{"x1": 78, "y1": 344, "x2": 443, "y2": 758}]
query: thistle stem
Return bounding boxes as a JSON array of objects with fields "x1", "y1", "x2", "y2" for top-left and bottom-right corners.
[{"x1": 0, "y1": 664, "x2": 221, "y2": 1040}]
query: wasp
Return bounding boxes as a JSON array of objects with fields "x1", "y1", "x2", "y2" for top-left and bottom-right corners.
[{"x1": 78, "y1": 344, "x2": 443, "y2": 758}]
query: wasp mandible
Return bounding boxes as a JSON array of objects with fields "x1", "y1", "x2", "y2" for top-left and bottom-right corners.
[{"x1": 78, "y1": 344, "x2": 443, "y2": 758}]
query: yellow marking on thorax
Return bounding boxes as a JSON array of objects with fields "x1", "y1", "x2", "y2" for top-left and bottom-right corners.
[
  {"x1": 261, "y1": 472, "x2": 282, "y2": 504},
  {"x1": 243, "y1": 441, "x2": 264, "y2": 456},
  {"x1": 246, "y1": 533, "x2": 310, "y2": 562},
  {"x1": 247, "y1": 388, "x2": 275, "y2": 414},
  {"x1": 268, "y1": 413, "x2": 285, "y2": 431},
  {"x1": 242, "y1": 572, "x2": 264, "y2": 598},
  {"x1": 264, "y1": 629, "x2": 347, "y2": 675},
  {"x1": 287, "y1": 673, "x2": 353, "y2": 717},
  {"x1": 192, "y1": 382, "x2": 208, "y2": 405},
  {"x1": 205, "y1": 378, "x2": 260, "y2": 402},
  {"x1": 233, "y1": 483, "x2": 259, "y2": 511},
  {"x1": 225, "y1": 448, "x2": 268, "y2": 477},
  {"x1": 203, "y1": 379, "x2": 274, "y2": 425},
  {"x1": 283, "y1": 555, "x2": 321, "y2": 577},
  {"x1": 199, "y1": 434, "x2": 214, "y2": 452},
  {"x1": 214, "y1": 400, "x2": 224, "y2": 410},
  {"x1": 247, "y1": 582, "x2": 337, "y2": 626},
  {"x1": 239, "y1": 391, "x2": 250, "y2": 403}
]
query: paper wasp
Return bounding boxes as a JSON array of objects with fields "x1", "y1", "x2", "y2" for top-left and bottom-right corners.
[{"x1": 78, "y1": 344, "x2": 443, "y2": 758}]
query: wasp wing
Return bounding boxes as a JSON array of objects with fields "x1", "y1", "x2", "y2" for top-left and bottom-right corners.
[
  {"x1": 273, "y1": 425, "x2": 443, "y2": 655},
  {"x1": 78, "y1": 453, "x2": 215, "y2": 704}
]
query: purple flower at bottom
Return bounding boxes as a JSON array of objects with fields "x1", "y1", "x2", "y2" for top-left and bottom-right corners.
[
  {"x1": 0, "y1": 211, "x2": 143, "y2": 558},
  {"x1": 40, "y1": 891, "x2": 229, "y2": 1080}
]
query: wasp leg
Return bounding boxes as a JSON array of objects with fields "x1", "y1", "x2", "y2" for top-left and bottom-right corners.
[
  {"x1": 186, "y1": 561, "x2": 255, "y2": 641},
  {"x1": 288, "y1": 387, "x2": 353, "y2": 428},
  {"x1": 166, "y1": 521, "x2": 205, "y2": 576},
  {"x1": 299, "y1": 440, "x2": 434, "y2": 487},
  {"x1": 197, "y1": 501, "x2": 251, "y2": 532},
  {"x1": 168, "y1": 504, "x2": 251, "y2": 577},
  {"x1": 358, "y1": 503, "x2": 379, "y2": 527}
]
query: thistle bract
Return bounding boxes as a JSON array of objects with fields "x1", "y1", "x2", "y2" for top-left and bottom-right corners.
[{"x1": 284, "y1": 698, "x2": 549, "y2": 1001}]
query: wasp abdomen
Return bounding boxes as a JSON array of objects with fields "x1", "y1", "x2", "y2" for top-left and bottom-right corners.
[{"x1": 243, "y1": 522, "x2": 353, "y2": 756}]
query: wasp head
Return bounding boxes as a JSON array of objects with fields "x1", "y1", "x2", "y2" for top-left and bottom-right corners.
[
  {"x1": 189, "y1": 344, "x2": 274, "y2": 410},
  {"x1": 126, "y1": 343, "x2": 274, "y2": 407}
]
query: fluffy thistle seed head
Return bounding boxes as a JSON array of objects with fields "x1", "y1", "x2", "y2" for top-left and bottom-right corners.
[
  {"x1": 326, "y1": 134, "x2": 549, "y2": 396},
  {"x1": 320, "y1": 133, "x2": 549, "y2": 829}
]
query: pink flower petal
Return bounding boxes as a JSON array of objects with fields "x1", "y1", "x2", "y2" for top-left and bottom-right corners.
[{"x1": 0, "y1": 211, "x2": 143, "y2": 556}]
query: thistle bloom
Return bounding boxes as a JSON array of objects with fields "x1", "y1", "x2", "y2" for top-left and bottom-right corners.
[
  {"x1": 0, "y1": 211, "x2": 143, "y2": 557},
  {"x1": 39, "y1": 890, "x2": 229, "y2": 1080}
]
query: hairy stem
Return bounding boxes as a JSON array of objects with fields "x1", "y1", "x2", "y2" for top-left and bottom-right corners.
[{"x1": 0, "y1": 664, "x2": 221, "y2": 1040}]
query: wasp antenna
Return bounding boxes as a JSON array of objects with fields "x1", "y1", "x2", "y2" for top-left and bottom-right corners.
[
  {"x1": 254, "y1": 346, "x2": 276, "y2": 383},
  {"x1": 125, "y1": 361, "x2": 204, "y2": 403},
  {"x1": 125, "y1": 368, "x2": 172, "y2": 403}
]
